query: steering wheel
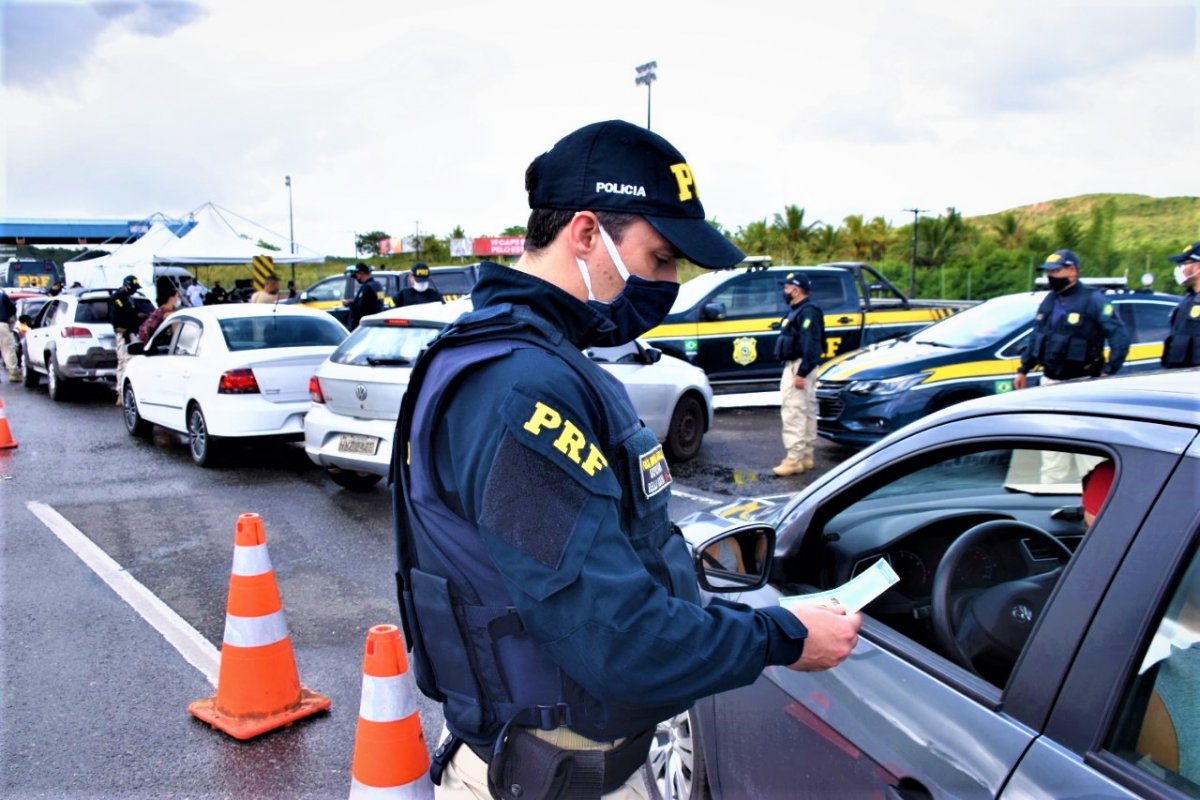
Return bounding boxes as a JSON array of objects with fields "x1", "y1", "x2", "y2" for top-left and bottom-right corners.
[{"x1": 931, "y1": 520, "x2": 1072, "y2": 674}]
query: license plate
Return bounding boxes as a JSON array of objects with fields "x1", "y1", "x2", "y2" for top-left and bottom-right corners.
[{"x1": 337, "y1": 434, "x2": 379, "y2": 455}]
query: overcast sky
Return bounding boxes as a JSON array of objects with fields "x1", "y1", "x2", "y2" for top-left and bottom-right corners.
[{"x1": 2, "y1": 0, "x2": 1197, "y2": 258}]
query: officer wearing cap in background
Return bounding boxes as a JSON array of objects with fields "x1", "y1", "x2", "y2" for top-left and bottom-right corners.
[
  {"x1": 48, "y1": 280, "x2": 64, "y2": 297},
  {"x1": 110, "y1": 275, "x2": 147, "y2": 405},
  {"x1": 0, "y1": 289, "x2": 20, "y2": 382},
  {"x1": 1162, "y1": 241, "x2": 1200, "y2": 369},
  {"x1": 344, "y1": 262, "x2": 383, "y2": 329},
  {"x1": 773, "y1": 272, "x2": 825, "y2": 477},
  {"x1": 393, "y1": 262, "x2": 444, "y2": 307},
  {"x1": 394, "y1": 120, "x2": 860, "y2": 799}
]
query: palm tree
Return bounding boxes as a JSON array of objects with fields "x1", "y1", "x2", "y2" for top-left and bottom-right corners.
[
  {"x1": 866, "y1": 217, "x2": 894, "y2": 262},
  {"x1": 734, "y1": 219, "x2": 773, "y2": 259},
  {"x1": 772, "y1": 205, "x2": 821, "y2": 263},
  {"x1": 843, "y1": 214, "x2": 870, "y2": 259},
  {"x1": 992, "y1": 212, "x2": 1026, "y2": 249},
  {"x1": 812, "y1": 225, "x2": 843, "y2": 261}
]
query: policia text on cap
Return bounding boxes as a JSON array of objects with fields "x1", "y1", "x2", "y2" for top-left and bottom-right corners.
[{"x1": 393, "y1": 120, "x2": 861, "y2": 800}]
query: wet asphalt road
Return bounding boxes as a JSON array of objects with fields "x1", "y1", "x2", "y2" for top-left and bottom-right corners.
[{"x1": 0, "y1": 379, "x2": 852, "y2": 799}]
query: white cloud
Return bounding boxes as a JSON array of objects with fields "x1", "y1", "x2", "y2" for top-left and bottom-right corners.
[{"x1": 2, "y1": 0, "x2": 1197, "y2": 258}]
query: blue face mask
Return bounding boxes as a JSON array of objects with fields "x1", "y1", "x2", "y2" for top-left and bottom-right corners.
[{"x1": 576, "y1": 225, "x2": 679, "y2": 347}]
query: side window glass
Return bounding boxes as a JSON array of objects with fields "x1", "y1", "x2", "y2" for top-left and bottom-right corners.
[
  {"x1": 175, "y1": 321, "x2": 202, "y2": 356},
  {"x1": 710, "y1": 274, "x2": 778, "y2": 317},
  {"x1": 148, "y1": 321, "x2": 179, "y2": 356},
  {"x1": 42, "y1": 302, "x2": 61, "y2": 326},
  {"x1": 809, "y1": 274, "x2": 850, "y2": 311},
  {"x1": 1128, "y1": 302, "x2": 1174, "y2": 345},
  {"x1": 307, "y1": 278, "x2": 343, "y2": 302},
  {"x1": 1107, "y1": 535, "x2": 1200, "y2": 795}
]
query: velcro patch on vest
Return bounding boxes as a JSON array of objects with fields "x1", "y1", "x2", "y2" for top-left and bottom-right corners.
[
  {"x1": 499, "y1": 388, "x2": 619, "y2": 497},
  {"x1": 638, "y1": 444, "x2": 672, "y2": 498}
]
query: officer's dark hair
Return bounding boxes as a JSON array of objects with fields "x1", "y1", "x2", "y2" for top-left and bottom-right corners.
[{"x1": 524, "y1": 210, "x2": 639, "y2": 252}]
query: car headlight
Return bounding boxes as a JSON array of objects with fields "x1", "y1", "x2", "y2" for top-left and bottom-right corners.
[{"x1": 846, "y1": 373, "x2": 928, "y2": 396}]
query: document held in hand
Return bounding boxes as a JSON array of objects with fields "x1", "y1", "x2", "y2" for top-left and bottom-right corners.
[{"x1": 779, "y1": 558, "x2": 899, "y2": 614}]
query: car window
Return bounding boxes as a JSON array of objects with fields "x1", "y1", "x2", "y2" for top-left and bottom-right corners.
[
  {"x1": 913, "y1": 294, "x2": 1035, "y2": 349},
  {"x1": 430, "y1": 271, "x2": 477, "y2": 295},
  {"x1": 710, "y1": 273, "x2": 784, "y2": 317},
  {"x1": 796, "y1": 443, "x2": 1110, "y2": 689},
  {"x1": 218, "y1": 315, "x2": 347, "y2": 351},
  {"x1": 147, "y1": 321, "x2": 180, "y2": 356},
  {"x1": 1107, "y1": 536, "x2": 1200, "y2": 796},
  {"x1": 39, "y1": 301, "x2": 61, "y2": 326},
  {"x1": 175, "y1": 321, "x2": 202, "y2": 356},
  {"x1": 808, "y1": 274, "x2": 850, "y2": 311},
  {"x1": 1119, "y1": 300, "x2": 1175, "y2": 344},
  {"x1": 305, "y1": 277, "x2": 344, "y2": 302},
  {"x1": 75, "y1": 299, "x2": 111, "y2": 323},
  {"x1": 330, "y1": 322, "x2": 441, "y2": 366}
]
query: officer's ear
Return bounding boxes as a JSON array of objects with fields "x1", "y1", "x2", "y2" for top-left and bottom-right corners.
[{"x1": 566, "y1": 211, "x2": 602, "y2": 260}]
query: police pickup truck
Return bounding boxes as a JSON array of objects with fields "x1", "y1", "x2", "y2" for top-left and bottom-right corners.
[
  {"x1": 643, "y1": 261, "x2": 974, "y2": 388},
  {"x1": 299, "y1": 263, "x2": 480, "y2": 326}
]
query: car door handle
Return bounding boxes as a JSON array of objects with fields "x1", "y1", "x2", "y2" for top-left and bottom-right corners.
[
  {"x1": 886, "y1": 779, "x2": 933, "y2": 800},
  {"x1": 837, "y1": 316, "x2": 853, "y2": 324}
]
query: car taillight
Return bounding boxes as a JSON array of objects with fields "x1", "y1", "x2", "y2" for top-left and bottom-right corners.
[
  {"x1": 218, "y1": 368, "x2": 260, "y2": 394},
  {"x1": 61, "y1": 326, "x2": 91, "y2": 338},
  {"x1": 309, "y1": 375, "x2": 325, "y2": 404}
]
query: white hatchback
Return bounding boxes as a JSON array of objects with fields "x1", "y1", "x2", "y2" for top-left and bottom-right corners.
[
  {"x1": 121, "y1": 304, "x2": 349, "y2": 466},
  {"x1": 304, "y1": 300, "x2": 715, "y2": 491}
]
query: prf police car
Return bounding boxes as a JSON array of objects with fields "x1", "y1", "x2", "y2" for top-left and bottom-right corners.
[
  {"x1": 643, "y1": 261, "x2": 973, "y2": 387},
  {"x1": 815, "y1": 288, "x2": 1181, "y2": 448}
]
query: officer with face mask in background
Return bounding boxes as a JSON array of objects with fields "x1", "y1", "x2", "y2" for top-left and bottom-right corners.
[
  {"x1": 393, "y1": 262, "x2": 444, "y2": 307},
  {"x1": 393, "y1": 120, "x2": 861, "y2": 800},
  {"x1": 1162, "y1": 241, "x2": 1200, "y2": 369}
]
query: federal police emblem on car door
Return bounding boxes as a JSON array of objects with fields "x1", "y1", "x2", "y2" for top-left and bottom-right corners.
[
  {"x1": 732, "y1": 336, "x2": 757, "y2": 366},
  {"x1": 639, "y1": 444, "x2": 672, "y2": 498}
]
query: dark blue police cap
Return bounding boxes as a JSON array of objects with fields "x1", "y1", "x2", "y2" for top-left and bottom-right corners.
[
  {"x1": 782, "y1": 272, "x2": 811, "y2": 291},
  {"x1": 525, "y1": 120, "x2": 744, "y2": 269},
  {"x1": 1039, "y1": 249, "x2": 1080, "y2": 271},
  {"x1": 1167, "y1": 242, "x2": 1200, "y2": 264}
]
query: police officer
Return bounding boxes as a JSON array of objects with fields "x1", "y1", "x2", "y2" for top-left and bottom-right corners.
[
  {"x1": 344, "y1": 262, "x2": 383, "y2": 329},
  {"x1": 773, "y1": 272, "x2": 825, "y2": 477},
  {"x1": 110, "y1": 275, "x2": 146, "y2": 405},
  {"x1": 394, "y1": 120, "x2": 861, "y2": 800},
  {"x1": 393, "y1": 262, "x2": 444, "y2": 307},
  {"x1": 1162, "y1": 241, "x2": 1200, "y2": 369},
  {"x1": 0, "y1": 290, "x2": 20, "y2": 382}
]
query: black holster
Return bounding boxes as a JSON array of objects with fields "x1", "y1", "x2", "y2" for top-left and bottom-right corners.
[{"x1": 474, "y1": 725, "x2": 653, "y2": 800}]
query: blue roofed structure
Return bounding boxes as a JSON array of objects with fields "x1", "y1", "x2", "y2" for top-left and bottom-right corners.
[{"x1": 0, "y1": 217, "x2": 194, "y2": 245}]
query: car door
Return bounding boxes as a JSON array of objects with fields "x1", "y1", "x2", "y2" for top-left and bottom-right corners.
[
  {"x1": 134, "y1": 320, "x2": 183, "y2": 424},
  {"x1": 25, "y1": 300, "x2": 60, "y2": 372},
  {"x1": 157, "y1": 319, "x2": 203, "y2": 425},
  {"x1": 700, "y1": 415, "x2": 1194, "y2": 798},
  {"x1": 689, "y1": 271, "x2": 790, "y2": 383},
  {"x1": 1116, "y1": 297, "x2": 1177, "y2": 372},
  {"x1": 1002, "y1": 440, "x2": 1200, "y2": 798},
  {"x1": 588, "y1": 341, "x2": 674, "y2": 435}
]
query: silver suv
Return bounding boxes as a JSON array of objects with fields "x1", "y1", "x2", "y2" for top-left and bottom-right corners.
[{"x1": 21, "y1": 289, "x2": 154, "y2": 400}]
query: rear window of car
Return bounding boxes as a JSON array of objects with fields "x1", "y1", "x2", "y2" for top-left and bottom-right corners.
[
  {"x1": 429, "y1": 271, "x2": 477, "y2": 295},
  {"x1": 74, "y1": 297, "x2": 154, "y2": 323},
  {"x1": 218, "y1": 315, "x2": 348, "y2": 351},
  {"x1": 330, "y1": 321, "x2": 442, "y2": 366}
]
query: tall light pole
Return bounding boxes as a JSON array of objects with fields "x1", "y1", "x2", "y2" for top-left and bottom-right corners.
[
  {"x1": 903, "y1": 207, "x2": 928, "y2": 298},
  {"x1": 284, "y1": 175, "x2": 295, "y2": 288},
  {"x1": 634, "y1": 61, "x2": 657, "y2": 130}
]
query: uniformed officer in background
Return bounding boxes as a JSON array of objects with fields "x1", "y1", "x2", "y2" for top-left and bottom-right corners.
[
  {"x1": 394, "y1": 120, "x2": 861, "y2": 799},
  {"x1": 0, "y1": 290, "x2": 20, "y2": 382},
  {"x1": 110, "y1": 274, "x2": 146, "y2": 405},
  {"x1": 393, "y1": 262, "x2": 444, "y2": 307},
  {"x1": 773, "y1": 271, "x2": 825, "y2": 477},
  {"x1": 345, "y1": 262, "x2": 383, "y2": 329},
  {"x1": 1162, "y1": 241, "x2": 1200, "y2": 369}
]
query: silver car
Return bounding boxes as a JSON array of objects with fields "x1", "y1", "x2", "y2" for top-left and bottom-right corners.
[{"x1": 304, "y1": 300, "x2": 715, "y2": 491}]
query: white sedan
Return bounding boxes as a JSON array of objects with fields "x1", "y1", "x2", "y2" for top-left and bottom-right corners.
[
  {"x1": 121, "y1": 304, "x2": 349, "y2": 466},
  {"x1": 304, "y1": 300, "x2": 714, "y2": 491}
]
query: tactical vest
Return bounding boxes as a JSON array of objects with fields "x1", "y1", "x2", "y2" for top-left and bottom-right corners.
[
  {"x1": 1030, "y1": 288, "x2": 1107, "y2": 379},
  {"x1": 393, "y1": 303, "x2": 700, "y2": 746},
  {"x1": 774, "y1": 302, "x2": 812, "y2": 362},
  {"x1": 1162, "y1": 292, "x2": 1200, "y2": 368}
]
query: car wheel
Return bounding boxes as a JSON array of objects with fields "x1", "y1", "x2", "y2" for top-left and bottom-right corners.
[
  {"x1": 122, "y1": 384, "x2": 152, "y2": 439},
  {"x1": 21, "y1": 357, "x2": 39, "y2": 388},
  {"x1": 647, "y1": 710, "x2": 710, "y2": 800},
  {"x1": 187, "y1": 403, "x2": 222, "y2": 467},
  {"x1": 46, "y1": 356, "x2": 70, "y2": 401},
  {"x1": 327, "y1": 468, "x2": 383, "y2": 492},
  {"x1": 663, "y1": 394, "x2": 705, "y2": 462}
]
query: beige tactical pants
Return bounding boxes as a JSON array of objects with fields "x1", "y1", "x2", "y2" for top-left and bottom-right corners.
[
  {"x1": 0, "y1": 321, "x2": 17, "y2": 374},
  {"x1": 780, "y1": 361, "x2": 818, "y2": 464},
  {"x1": 114, "y1": 330, "x2": 131, "y2": 396},
  {"x1": 1037, "y1": 376, "x2": 1104, "y2": 483},
  {"x1": 436, "y1": 725, "x2": 651, "y2": 799}
]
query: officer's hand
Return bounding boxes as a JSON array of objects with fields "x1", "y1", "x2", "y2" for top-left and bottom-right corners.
[
  {"x1": 1014, "y1": 373, "x2": 1028, "y2": 391},
  {"x1": 786, "y1": 603, "x2": 862, "y2": 671},
  {"x1": 793, "y1": 375, "x2": 806, "y2": 390}
]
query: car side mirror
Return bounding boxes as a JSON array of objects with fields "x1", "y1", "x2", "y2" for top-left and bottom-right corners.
[
  {"x1": 694, "y1": 524, "x2": 775, "y2": 592},
  {"x1": 127, "y1": 341, "x2": 145, "y2": 356},
  {"x1": 641, "y1": 346, "x2": 662, "y2": 365},
  {"x1": 702, "y1": 301, "x2": 726, "y2": 321},
  {"x1": 299, "y1": 291, "x2": 310, "y2": 302}
]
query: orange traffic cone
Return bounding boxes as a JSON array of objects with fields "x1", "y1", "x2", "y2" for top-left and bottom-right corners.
[
  {"x1": 189, "y1": 512, "x2": 330, "y2": 739},
  {"x1": 0, "y1": 397, "x2": 18, "y2": 450},
  {"x1": 349, "y1": 624, "x2": 433, "y2": 799}
]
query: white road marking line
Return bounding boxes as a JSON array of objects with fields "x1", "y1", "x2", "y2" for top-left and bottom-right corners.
[
  {"x1": 26, "y1": 501, "x2": 220, "y2": 687},
  {"x1": 671, "y1": 488, "x2": 724, "y2": 506}
]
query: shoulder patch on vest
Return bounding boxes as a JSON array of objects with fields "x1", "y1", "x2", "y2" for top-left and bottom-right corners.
[{"x1": 499, "y1": 386, "x2": 619, "y2": 496}]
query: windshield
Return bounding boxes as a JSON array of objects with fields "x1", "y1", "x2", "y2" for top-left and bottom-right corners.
[
  {"x1": 912, "y1": 294, "x2": 1037, "y2": 348},
  {"x1": 218, "y1": 315, "x2": 348, "y2": 351},
  {"x1": 331, "y1": 321, "x2": 443, "y2": 366}
]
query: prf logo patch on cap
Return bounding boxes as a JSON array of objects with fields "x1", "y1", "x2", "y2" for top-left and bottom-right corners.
[
  {"x1": 639, "y1": 444, "x2": 672, "y2": 498},
  {"x1": 1047, "y1": 253, "x2": 1062, "y2": 264},
  {"x1": 669, "y1": 163, "x2": 697, "y2": 201}
]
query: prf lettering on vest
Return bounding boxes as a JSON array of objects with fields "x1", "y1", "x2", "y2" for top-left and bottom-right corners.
[
  {"x1": 669, "y1": 163, "x2": 697, "y2": 202},
  {"x1": 522, "y1": 401, "x2": 609, "y2": 476}
]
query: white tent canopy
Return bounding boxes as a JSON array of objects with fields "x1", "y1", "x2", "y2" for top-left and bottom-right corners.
[
  {"x1": 152, "y1": 204, "x2": 321, "y2": 265},
  {"x1": 64, "y1": 220, "x2": 179, "y2": 290}
]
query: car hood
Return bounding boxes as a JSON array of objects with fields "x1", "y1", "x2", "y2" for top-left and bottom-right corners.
[
  {"x1": 676, "y1": 493, "x2": 793, "y2": 549},
  {"x1": 818, "y1": 338, "x2": 965, "y2": 382},
  {"x1": 315, "y1": 360, "x2": 412, "y2": 421}
]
